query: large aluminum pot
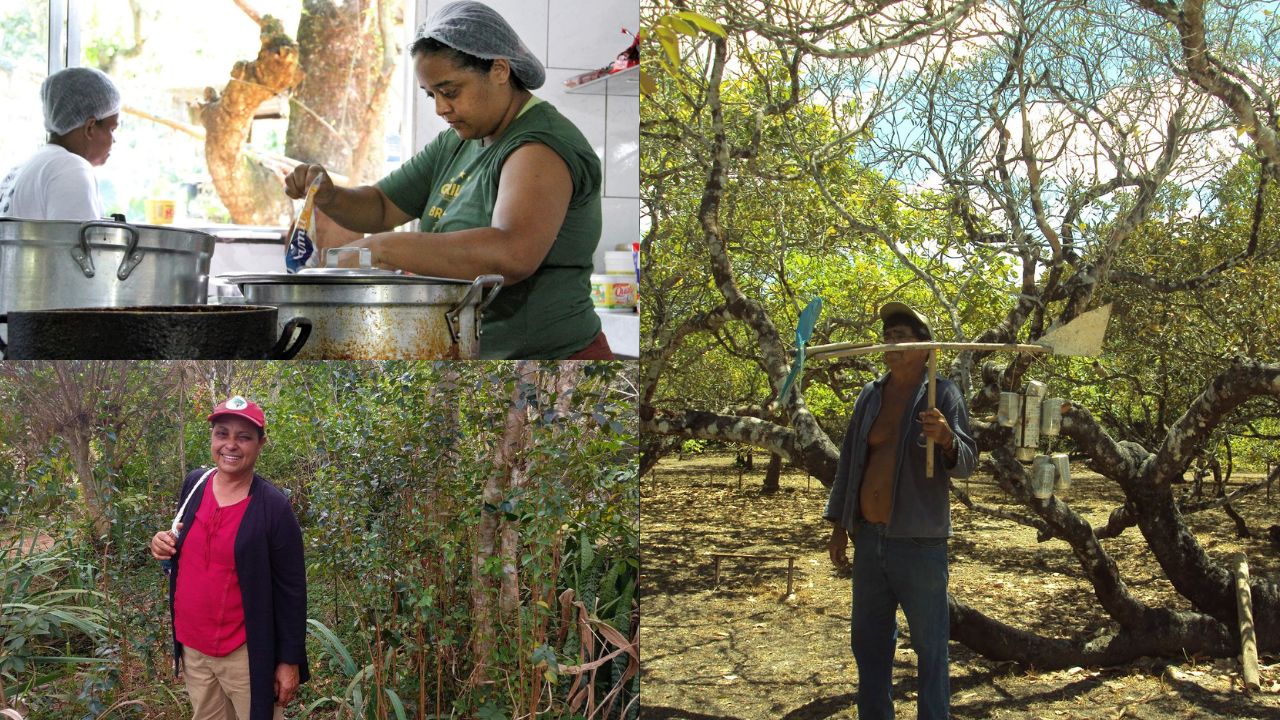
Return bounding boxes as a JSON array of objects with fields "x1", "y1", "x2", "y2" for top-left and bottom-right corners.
[
  {"x1": 222, "y1": 249, "x2": 502, "y2": 359},
  {"x1": 0, "y1": 218, "x2": 215, "y2": 313},
  {"x1": 0, "y1": 305, "x2": 310, "y2": 360}
]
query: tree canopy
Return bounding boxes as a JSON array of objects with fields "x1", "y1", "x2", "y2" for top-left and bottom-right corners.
[{"x1": 642, "y1": 0, "x2": 1280, "y2": 666}]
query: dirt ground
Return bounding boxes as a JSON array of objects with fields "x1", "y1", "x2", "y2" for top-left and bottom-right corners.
[{"x1": 640, "y1": 453, "x2": 1280, "y2": 719}]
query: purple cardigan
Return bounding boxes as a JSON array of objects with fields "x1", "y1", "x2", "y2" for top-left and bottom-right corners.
[{"x1": 168, "y1": 468, "x2": 310, "y2": 719}]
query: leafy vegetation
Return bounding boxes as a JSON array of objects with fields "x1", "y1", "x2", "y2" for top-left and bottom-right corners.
[{"x1": 0, "y1": 361, "x2": 637, "y2": 719}]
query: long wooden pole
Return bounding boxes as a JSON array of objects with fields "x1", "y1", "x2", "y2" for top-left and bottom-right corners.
[
  {"x1": 1231, "y1": 553, "x2": 1262, "y2": 692},
  {"x1": 807, "y1": 340, "x2": 1053, "y2": 361},
  {"x1": 926, "y1": 349, "x2": 937, "y2": 476}
]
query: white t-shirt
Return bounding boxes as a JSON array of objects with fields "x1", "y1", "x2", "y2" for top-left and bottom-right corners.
[{"x1": 0, "y1": 144, "x2": 104, "y2": 220}]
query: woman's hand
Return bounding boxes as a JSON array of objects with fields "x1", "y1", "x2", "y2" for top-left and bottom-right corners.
[
  {"x1": 284, "y1": 164, "x2": 335, "y2": 206},
  {"x1": 150, "y1": 523, "x2": 182, "y2": 560},
  {"x1": 275, "y1": 662, "x2": 300, "y2": 706}
]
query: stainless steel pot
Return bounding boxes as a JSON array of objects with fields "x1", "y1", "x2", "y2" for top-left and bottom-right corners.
[
  {"x1": 222, "y1": 248, "x2": 502, "y2": 359},
  {"x1": 0, "y1": 218, "x2": 215, "y2": 316}
]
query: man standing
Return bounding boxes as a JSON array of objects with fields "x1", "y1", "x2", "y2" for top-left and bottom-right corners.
[
  {"x1": 150, "y1": 396, "x2": 309, "y2": 719},
  {"x1": 824, "y1": 302, "x2": 977, "y2": 720}
]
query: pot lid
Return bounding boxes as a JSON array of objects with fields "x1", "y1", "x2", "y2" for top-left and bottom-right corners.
[
  {"x1": 220, "y1": 246, "x2": 469, "y2": 285},
  {"x1": 219, "y1": 269, "x2": 470, "y2": 286}
]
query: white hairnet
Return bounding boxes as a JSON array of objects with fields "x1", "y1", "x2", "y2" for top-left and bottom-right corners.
[
  {"x1": 42, "y1": 67, "x2": 122, "y2": 136},
  {"x1": 416, "y1": 1, "x2": 545, "y2": 90}
]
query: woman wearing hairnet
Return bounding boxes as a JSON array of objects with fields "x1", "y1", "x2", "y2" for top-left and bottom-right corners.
[
  {"x1": 284, "y1": 0, "x2": 612, "y2": 360},
  {"x1": 0, "y1": 67, "x2": 120, "y2": 220}
]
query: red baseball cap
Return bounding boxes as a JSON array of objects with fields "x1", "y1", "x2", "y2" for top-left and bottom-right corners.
[{"x1": 207, "y1": 395, "x2": 266, "y2": 429}]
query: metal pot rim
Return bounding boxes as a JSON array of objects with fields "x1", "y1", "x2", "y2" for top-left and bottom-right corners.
[
  {"x1": 220, "y1": 271, "x2": 471, "y2": 286},
  {"x1": 5, "y1": 304, "x2": 279, "y2": 315}
]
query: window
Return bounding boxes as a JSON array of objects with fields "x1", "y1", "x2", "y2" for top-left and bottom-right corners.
[
  {"x1": 2, "y1": 0, "x2": 407, "y2": 227},
  {"x1": 0, "y1": 0, "x2": 50, "y2": 166}
]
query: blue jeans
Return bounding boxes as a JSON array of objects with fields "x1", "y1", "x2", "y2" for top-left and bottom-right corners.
[{"x1": 851, "y1": 522, "x2": 950, "y2": 720}]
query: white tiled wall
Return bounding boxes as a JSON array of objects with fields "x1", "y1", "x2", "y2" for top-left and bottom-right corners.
[{"x1": 413, "y1": 0, "x2": 640, "y2": 273}]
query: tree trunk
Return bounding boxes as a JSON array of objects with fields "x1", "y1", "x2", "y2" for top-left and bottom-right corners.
[
  {"x1": 285, "y1": 0, "x2": 398, "y2": 185},
  {"x1": 949, "y1": 596, "x2": 1234, "y2": 669},
  {"x1": 762, "y1": 453, "x2": 782, "y2": 492},
  {"x1": 470, "y1": 360, "x2": 535, "y2": 687},
  {"x1": 201, "y1": 17, "x2": 301, "y2": 224},
  {"x1": 67, "y1": 420, "x2": 111, "y2": 542}
]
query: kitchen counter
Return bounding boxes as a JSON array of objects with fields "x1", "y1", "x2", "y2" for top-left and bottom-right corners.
[{"x1": 597, "y1": 310, "x2": 638, "y2": 359}]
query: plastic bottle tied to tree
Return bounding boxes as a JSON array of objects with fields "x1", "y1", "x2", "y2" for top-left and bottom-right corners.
[
  {"x1": 1017, "y1": 381, "x2": 1048, "y2": 461},
  {"x1": 1031, "y1": 454, "x2": 1056, "y2": 499},
  {"x1": 998, "y1": 391, "x2": 1021, "y2": 427},
  {"x1": 1052, "y1": 453, "x2": 1072, "y2": 492},
  {"x1": 1041, "y1": 397, "x2": 1065, "y2": 436}
]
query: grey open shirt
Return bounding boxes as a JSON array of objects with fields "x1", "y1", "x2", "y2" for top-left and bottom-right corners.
[{"x1": 823, "y1": 373, "x2": 977, "y2": 538}]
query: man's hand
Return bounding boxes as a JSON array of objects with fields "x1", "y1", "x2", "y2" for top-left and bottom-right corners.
[
  {"x1": 828, "y1": 524, "x2": 850, "y2": 570},
  {"x1": 150, "y1": 523, "x2": 182, "y2": 560},
  {"x1": 919, "y1": 408, "x2": 955, "y2": 451},
  {"x1": 275, "y1": 662, "x2": 300, "y2": 706}
]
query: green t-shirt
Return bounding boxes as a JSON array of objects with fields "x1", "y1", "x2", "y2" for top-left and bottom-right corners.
[{"x1": 376, "y1": 100, "x2": 602, "y2": 359}]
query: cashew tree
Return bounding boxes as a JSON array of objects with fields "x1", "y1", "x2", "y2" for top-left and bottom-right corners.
[{"x1": 642, "y1": 0, "x2": 1280, "y2": 665}]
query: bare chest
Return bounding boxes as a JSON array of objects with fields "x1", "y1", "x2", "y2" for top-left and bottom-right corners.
[{"x1": 867, "y1": 388, "x2": 914, "y2": 448}]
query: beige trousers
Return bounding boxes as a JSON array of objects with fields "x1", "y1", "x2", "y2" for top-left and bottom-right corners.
[{"x1": 182, "y1": 644, "x2": 284, "y2": 720}]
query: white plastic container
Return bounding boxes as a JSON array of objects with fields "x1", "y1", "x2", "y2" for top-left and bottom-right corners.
[{"x1": 604, "y1": 251, "x2": 635, "y2": 275}]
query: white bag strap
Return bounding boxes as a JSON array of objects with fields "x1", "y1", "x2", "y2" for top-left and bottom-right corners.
[{"x1": 170, "y1": 468, "x2": 217, "y2": 537}]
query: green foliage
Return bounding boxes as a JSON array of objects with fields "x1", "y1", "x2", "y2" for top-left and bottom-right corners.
[
  {"x1": 0, "y1": 535, "x2": 113, "y2": 717},
  {"x1": 0, "y1": 361, "x2": 637, "y2": 718},
  {"x1": 679, "y1": 439, "x2": 707, "y2": 456},
  {"x1": 301, "y1": 621, "x2": 408, "y2": 720},
  {"x1": 641, "y1": 21, "x2": 978, "y2": 429},
  {"x1": 1079, "y1": 156, "x2": 1280, "y2": 462},
  {"x1": 643, "y1": 1, "x2": 1280, "y2": 476},
  {"x1": 640, "y1": 10, "x2": 726, "y2": 93},
  {"x1": 0, "y1": 3, "x2": 43, "y2": 63}
]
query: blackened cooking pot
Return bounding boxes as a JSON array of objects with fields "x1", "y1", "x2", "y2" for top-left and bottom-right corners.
[{"x1": 0, "y1": 305, "x2": 311, "y2": 360}]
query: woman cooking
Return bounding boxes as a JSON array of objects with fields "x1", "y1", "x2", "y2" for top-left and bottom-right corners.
[{"x1": 284, "y1": 0, "x2": 611, "y2": 360}]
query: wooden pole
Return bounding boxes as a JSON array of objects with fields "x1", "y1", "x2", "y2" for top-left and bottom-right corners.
[
  {"x1": 1231, "y1": 552, "x2": 1262, "y2": 693},
  {"x1": 926, "y1": 349, "x2": 937, "y2": 477},
  {"x1": 807, "y1": 339, "x2": 1053, "y2": 361},
  {"x1": 786, "y1": 557, "x2": 795, "y2": 597}
]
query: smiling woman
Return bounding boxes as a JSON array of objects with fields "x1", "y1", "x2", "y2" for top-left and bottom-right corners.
[{"x1": 149, "y1": 395, "x2": 308, "y2": 720}]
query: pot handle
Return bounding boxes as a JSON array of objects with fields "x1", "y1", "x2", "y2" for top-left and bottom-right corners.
[
  {"x1": 72, "y1": 221, "x2": 142, "y2": 280},
  {"x1": 324, "y1": 246, "x2": 372, "y2": 269},
  {"x1": 269, "y1": 317, "x2": 312, "y2": 359},
  {"x1": 445, "y1": 274, "x2": 504, "y2": 343}
]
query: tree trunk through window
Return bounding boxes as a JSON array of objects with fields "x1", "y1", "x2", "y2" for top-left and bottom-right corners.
[
  {"x1": 200, "y1": 17, "x2": 301, "y2": 225},
  {"x1": 203, "y1": 1, "x2": 400, "y2": 225},
  {"x1": 286, "y1": 0, "x2": 400, "y2": 187}
]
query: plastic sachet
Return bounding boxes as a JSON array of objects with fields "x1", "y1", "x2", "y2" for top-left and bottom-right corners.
[{"x1": 285, "y1": 176, "x2": 322, "y2": 273}]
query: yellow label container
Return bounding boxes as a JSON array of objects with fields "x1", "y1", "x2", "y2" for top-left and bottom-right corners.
[
  {"x1": 590, "y1": 273, "x2": 636, "y2": 310},
  {"x1": 145, "y1": 199, "x2": 175, "y2": 224}
]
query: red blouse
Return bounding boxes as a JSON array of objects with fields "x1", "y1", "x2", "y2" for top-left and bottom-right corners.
[{"x1": 174, "y1": 477, "x2": 251, "y2": 657}]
